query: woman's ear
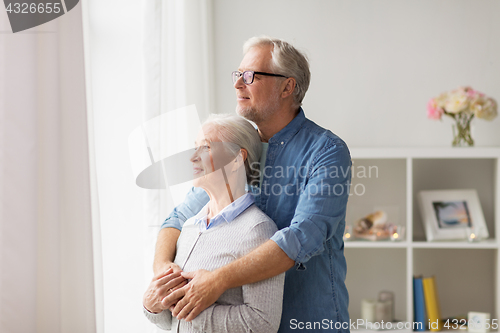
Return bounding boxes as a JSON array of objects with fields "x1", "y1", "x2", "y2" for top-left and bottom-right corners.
[
  {"x1": 240, "y1": 148, "x2": 248, "y2": 162},
  {"x1": 232, "y1": 149, "x2": 247, "y2": 172}
]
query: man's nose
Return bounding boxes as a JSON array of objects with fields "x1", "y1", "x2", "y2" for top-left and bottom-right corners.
[{"x1": 234, "y1": 75, "x2": 245, "y2": 89}]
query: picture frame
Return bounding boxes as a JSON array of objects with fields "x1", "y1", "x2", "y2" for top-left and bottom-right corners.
[{"x1": 417, "y1": 189, "x2": 488, "y2": 241}]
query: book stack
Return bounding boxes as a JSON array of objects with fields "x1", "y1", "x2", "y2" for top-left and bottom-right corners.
[{"x1": 413, "y1": 275, "x2": 443, "y2": 332}]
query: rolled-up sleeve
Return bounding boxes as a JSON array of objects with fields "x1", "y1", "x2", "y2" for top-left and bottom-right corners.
[
  {"x1": 160, "y1": 186, "x2": 209, "y2": 230},
  {"x1": 270, "y1": 142, "x2": 351, "y2": 265}
]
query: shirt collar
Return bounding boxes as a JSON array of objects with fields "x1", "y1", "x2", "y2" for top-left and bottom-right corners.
[
  {"x1": 268, "y1": 108, "x2": 306, "y2": 145},
  {"x1": 194, "y1": 193, "x2": 255, "y2": 231}
]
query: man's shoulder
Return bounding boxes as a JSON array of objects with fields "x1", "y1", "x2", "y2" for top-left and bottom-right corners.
[
  {"x1": 302, "y1": 117, "x2": 344, "y2": 142},
  {"x1": 297, "y1": 116, "x2": 350, "y2": 157}
]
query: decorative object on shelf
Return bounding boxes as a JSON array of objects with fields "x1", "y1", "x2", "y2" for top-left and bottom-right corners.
[
  {"x1": 353, "y1": 210, "x2": 397, "y2": 241},
  {"x1": 413, "y1": 276, "x2": 426, "y2": 332},
  {"x1": 422, "y1": 276, "x2": 443, "y2": 332},
  {"x1": 468, "y1": 311, "x2": 491, "y2": 333},
  {"x1": 361, "y1": 297, "x2": 395, "y2": 324},
  {"x1": 465, "y1": 226, "x2": 487, "y2": 243},
  {"x1": 375, "y1": 300, "x2": 392, "y2": 323},
  {"x1": 418, "y1": 189, "x2": 488, "y2": 241},
  {"x1": 357, "y1": 321, "x2": 408, "y2": 331},
  {"x1": 378, "y1": 291, "x2": 395, "y2": 322},
  {"x1": 343, "y1": 225, "x2": 352, "y2": 241},
  {"x1": 361, "y1": 298, "x2": 377, "y2": 323},
  {"x1": 427, "y1": 86, "x2": 498, "y2": 147},
  {"x1": 389, "y1": 225, "x2": 405, "y2": 242}
]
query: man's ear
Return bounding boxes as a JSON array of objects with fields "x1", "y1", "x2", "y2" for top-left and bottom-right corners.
[{"x1": 281, "y1": 77, "x2": 296, "y2": 99}]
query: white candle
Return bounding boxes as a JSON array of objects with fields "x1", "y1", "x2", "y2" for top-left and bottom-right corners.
[{"x1": 361, "y1": 299, "x2": 376, "y2": 323}]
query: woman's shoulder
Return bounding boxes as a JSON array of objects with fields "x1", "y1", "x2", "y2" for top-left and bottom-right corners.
[
  {"x1": 236, "y1": 205, "x2": 278, "y2": 234},
  {"x1": 240, "y1": 204, "x2": 273, "y2": 222},
  {"x1": 226, "y1": 205, "x2": 277, "y2": 256}
]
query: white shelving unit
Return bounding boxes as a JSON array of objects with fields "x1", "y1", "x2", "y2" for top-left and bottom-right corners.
[{"x1": 344, "y1": 147, "x2": 500, "y2": 331}]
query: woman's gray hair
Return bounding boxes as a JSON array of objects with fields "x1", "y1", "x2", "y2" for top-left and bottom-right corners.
[
  {"x1": 203, "y1": 114, "x2": 261, "y2": 186},
  {"x1": 243, "y1": 36, "x2": 311, "y2": 108}
]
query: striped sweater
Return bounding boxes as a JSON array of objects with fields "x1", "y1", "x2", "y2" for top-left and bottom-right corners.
[{"x1": 145, "y1": 205, "x2": 285, "y2": 332}]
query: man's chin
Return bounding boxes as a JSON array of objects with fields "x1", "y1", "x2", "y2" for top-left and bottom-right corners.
[{"x1": 236, "y1": 106, "x2": 257, "y2": 122}]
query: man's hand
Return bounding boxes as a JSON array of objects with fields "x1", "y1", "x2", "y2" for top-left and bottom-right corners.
[
  {"x1": 166, "y1": 269, "x2": 226, "y2": 322},
  {"x1": 143, "y1": 268, "x2": 188, "y2": 314}
]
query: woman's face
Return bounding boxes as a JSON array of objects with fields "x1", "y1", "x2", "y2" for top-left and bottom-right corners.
[
  {"x1": 191, "y1": 125, "x2": 217, "y2": 187},
  {"x1": 190, "y1": 124, "x2": 241, "y2": 189}
]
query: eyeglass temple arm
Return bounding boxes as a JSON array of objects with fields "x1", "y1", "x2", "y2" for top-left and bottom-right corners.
[{"x1": 253, "y1": 71, "x2": 287, "y2": 78}]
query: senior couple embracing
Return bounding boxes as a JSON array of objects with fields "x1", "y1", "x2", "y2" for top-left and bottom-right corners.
[{"x1": 143, "y1": 36, "x2": 351, "y2": 333}]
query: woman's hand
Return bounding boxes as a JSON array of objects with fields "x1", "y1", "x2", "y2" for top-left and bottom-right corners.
[
  {"x1": 143, "y1": 268, "x2": 188, "y2": 314},
  {"x1": 167, "y1": 269, "x2": 225, "y2": 321},
  {"x1": 154, "y1": 261, "x2": 183, "y2": 276}
]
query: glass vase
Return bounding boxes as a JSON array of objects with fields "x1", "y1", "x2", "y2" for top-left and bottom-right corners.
[{"x1": 452, "y1": 116, "x2": 474, "y2": 147}]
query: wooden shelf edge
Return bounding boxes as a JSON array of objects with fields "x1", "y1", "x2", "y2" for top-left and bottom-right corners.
[
  {"x1": 345, "y1": 240, "x2": 498, "y2": 249},
  {"x1": 345, "y1": 241, "x2": 409, "y2": 248},
  {"x1": 350, "y1": 147, "x2": 500, "y2": 159}
]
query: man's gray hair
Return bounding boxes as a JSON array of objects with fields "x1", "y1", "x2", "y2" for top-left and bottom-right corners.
[
  {"x1": 204, "y1": 114, "x2": 261, "y2": 186},
  {"x1": 243, "y1": 36, "x2": 311, "y2": 108}
]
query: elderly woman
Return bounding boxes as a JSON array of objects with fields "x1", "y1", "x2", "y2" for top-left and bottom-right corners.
[{"x1": 143, "y1": 114, "x2": 284, "y2": 333}]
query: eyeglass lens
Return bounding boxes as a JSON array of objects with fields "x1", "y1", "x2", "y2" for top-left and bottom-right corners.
[
  {"x1": 232, "y1": 71, "x2": 255, "y2": 84},
  {"x1": 242, "y1": 71, "x2": 254, "y2": 84}
]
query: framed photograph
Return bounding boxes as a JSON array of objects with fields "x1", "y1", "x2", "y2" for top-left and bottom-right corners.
[{"x1": 418, "y1": 189, "x2": 488, "y2": 241}]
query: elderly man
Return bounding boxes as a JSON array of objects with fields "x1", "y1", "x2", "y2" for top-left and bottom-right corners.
[{"x1": 150, "y1": 36, "x2": 351, "y2": 332}]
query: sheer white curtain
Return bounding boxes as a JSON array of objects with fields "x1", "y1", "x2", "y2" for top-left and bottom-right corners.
[
  {"x1": 142, "y1": 0, "x2": 214, "y2": 226},
  {"x1": 0, "y1": 4, "x2": 97, "y2": 333},
  {"x1": 85, "y1": 0, "x2": 213, "y2": 332}
]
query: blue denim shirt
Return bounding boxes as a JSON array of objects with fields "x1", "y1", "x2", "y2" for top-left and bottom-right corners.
[{"x1": 162, "y1": 109, "x2": 351, "y2": 332}]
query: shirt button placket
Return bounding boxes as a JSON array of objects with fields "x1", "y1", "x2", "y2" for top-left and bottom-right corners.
[{"x1": 261, "y1": 142, "x2": 277, "y2": 211}]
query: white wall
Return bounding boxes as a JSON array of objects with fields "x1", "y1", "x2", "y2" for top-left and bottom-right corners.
[{"x1": 213, "y1": 0, "x2": 500, "y2": 147}]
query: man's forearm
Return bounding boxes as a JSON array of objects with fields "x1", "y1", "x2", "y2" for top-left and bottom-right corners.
[
  {"x1": 153, "y1": 228, "x2": 181, "y2": 275},
  {"x1": 214, "y1": 239, "x2": 294, "y2": 290},
  {"x1": 170, "y1": 239, "x2": 294, "y2": 321}
]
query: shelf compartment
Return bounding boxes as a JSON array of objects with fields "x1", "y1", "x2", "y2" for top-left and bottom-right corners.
[
  {"x1": 345, "y1": 248, "x2": 407, "y2": 322},
  {"x1": 412, "y1": 158, "x2": 497, "y2": 241},
  {"x1": 347, "y1": 158, "x2": 407, "y2": 235},
  {"x1": 413, "y1": 248, "x2": 496, "y2": 319}
]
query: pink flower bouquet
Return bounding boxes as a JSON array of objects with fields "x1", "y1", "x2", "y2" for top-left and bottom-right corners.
[{"x1": 427, "y1": 87, "x2": 497, "y2": 146}]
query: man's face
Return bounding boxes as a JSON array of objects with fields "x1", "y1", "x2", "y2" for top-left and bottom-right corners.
[{"x1": 234, "y1": 45, "x2": 282, "y2": 124}]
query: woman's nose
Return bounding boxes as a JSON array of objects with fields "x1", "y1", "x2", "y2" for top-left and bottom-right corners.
[{"x1": 190, "y1": 149, "x2": 199, "y2": 162}]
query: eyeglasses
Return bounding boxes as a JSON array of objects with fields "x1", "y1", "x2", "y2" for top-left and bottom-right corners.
[{"x1": 232, "y1": 70, "x2": 287, "y2": 85}]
